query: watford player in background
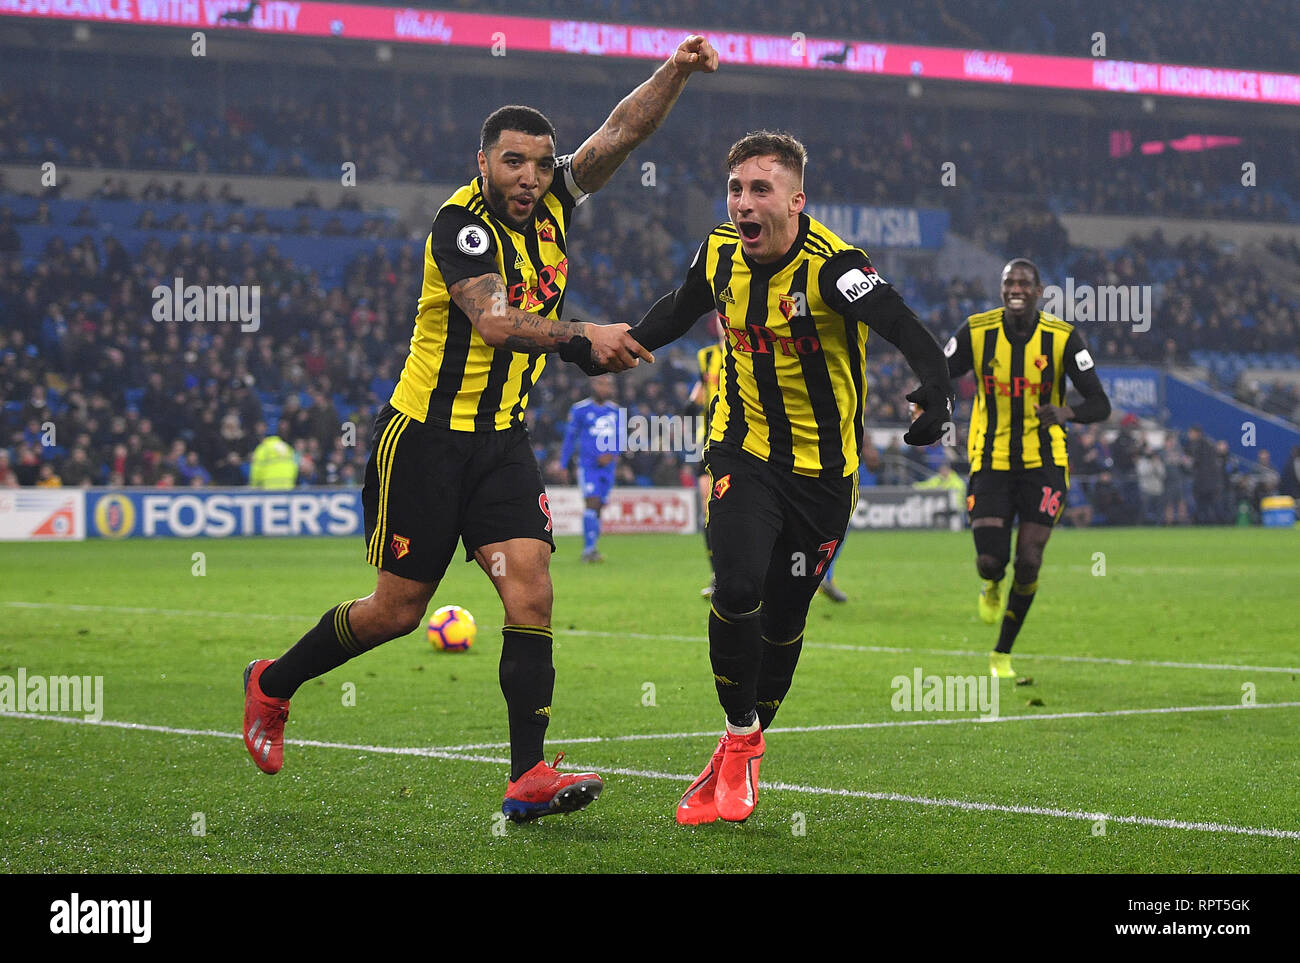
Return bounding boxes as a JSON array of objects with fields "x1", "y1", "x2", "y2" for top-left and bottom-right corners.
[
  {"x1": 628, "y1": 131, "x2": 953, "y2": 825},
  {"x1": 944, "y1": 259, "x2": 1111, "y2": 679},
  {"x1": 242, "y1": 36, "x2": 718, "y2": 825},
  {"x1": 689, "y1": 315, "x2": 725, "y2": 598}
]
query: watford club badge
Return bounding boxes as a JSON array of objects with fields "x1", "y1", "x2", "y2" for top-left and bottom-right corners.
[
  {"x1": 536, "y1": 218, "x2": 556, "y2": 244},
  {"x1": 1033, "y1": 355, "x2": 1048, "y2": 370},
  {"x1": 391, "y1": 533, "x2": 411, "y2": 559},
  {"x1": 778, "y1": 294, "x2": 798, "y2": 320},
  {"x1": 713, "y1": 474, "x2": 732, "y2": 500}
]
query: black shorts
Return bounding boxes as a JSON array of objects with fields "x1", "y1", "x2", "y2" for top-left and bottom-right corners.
[
  {"x1": 968, "y1": 465, "x2": 1068, "y2": 528},
  {"x1": 703, "y1": 445, "x2": 857, "y2": 641},
  {"x1": 361, "y1": 404, "x2": 555, "y2": 583}
]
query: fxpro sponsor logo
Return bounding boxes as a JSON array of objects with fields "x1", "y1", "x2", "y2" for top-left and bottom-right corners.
[
  {"x1": 0, "y1": 668, "x2": 103, "y2": 722},
  {"x1": 92, "y1": 492, "x2": 136, "y2": 538},
  {"x1": 981, "y1": 372, "x2": 1053, "y2": 398},
  {"x1": 723, "y1": 321, "x2": 821, "y2": 357},
  {"x1": 506, "y1": 257, "x2": 567, "y2": 311},
  {"x1": 50, "y1": 893, "x2": 150, "y2": 944}
]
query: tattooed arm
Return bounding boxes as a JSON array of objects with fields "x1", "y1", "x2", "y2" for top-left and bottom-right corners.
[
  {"x1": 449, "y1": 273, "x2": 653, "y2": 372},
  {"x1": 450, "y1": 273, "x2": 581, "y2": 353},
  {"x1": 570, "y1": 34, "x2": 719, "y2": 195}
]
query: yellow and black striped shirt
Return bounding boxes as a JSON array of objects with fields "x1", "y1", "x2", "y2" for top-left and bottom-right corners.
[
  {"x1": 389, "y1": 155, "x2": 586, "y2": 431},
  {"x1": 631, "y1": 212, "x2": 950, "y2": 477},
  {"x1": 696, "y1": 342, "x2": 724, "y2": 401},
  {"x1": 671, "y1": 214, "x2": 879, "y2": 477},
  {"x1": 695, "y1": 341, "x2": 723, "y2": 448},
  {"x1": 945, "y1": 308, "x2": 1097, "y2": 472}
]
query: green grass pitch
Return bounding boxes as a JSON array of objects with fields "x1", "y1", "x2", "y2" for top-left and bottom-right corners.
[{"x1": 1, "y1": 528, "x2": 1297, "y2": 873}]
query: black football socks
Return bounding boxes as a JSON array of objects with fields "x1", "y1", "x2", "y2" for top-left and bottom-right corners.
[
  {"x1": 996, "y1": 579, "x2": 1039, "y2": 653},
  {"x1": 499, "y1": 625, "x2": 555, "y2": 781},
  {"x1": 756, "y1": 630, "x2": 804, "y2": 730},
  {"x1": 708, "y1": 600, "x2": 763, "y2": 728},
  {"x1": 259, "y1": 600, "x2": 362, "y2": 699}
]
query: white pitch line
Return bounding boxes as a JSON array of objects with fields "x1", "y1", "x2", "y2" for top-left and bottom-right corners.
[
  {"x1": 2, "y1": 601, "x2": 299, "y2": 622},
  {"x1": 749, "y1": 781, "x2": 1300, "y2": 841},
  {"x1": 3, "y1": 709, "x2": 1297, "y2": 841},
  {"x1": 800, "y1": 641, "x2": 1300, "y2": 674},
  {"x1": 566, "y1": 630, "x2": 1300, "y2": 674},
  {"x1": 420, "y1": 700, "x2": 1300, "y2": 752},
  {"x1": 5, "y1": 601, "x2": 1297, "y2": 675},
  {"x1": 0, "y1": 711, "x2": 499, "y2": 763}
]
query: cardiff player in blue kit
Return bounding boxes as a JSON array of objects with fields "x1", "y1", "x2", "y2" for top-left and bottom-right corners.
[{"x1": 561, "y1": 375, "x2": 621, "y2": 562}]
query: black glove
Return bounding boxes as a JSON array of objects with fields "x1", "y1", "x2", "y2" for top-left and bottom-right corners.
[
  {"x1": 557, "y1": 334, "x2": 607, "y2": 376},
  {"x1": 902, "y1": 383, "x2": 953, "y2": 447}
]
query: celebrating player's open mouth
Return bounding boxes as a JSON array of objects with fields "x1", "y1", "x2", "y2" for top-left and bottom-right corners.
[
  {"x1": 1002, "y1": 271, "x2": 1037, "y2": 318},
  {"x1": 509, "y1": 192, "x2": 536, "y2": 218},
  {"x1": 726, "y1": 154, "x2": 804, "y2": 264},
  {"x1": 735, "y1": 219, "x2": 767, "y2": 256}
]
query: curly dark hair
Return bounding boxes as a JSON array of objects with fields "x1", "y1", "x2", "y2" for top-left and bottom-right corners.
[{"x1": 480, "y1": 105, "x2": 556, "y2": 153}]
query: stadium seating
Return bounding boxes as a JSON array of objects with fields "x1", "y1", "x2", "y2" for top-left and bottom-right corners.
[{"x1": 2, "y1": 16, "x2": 1297, "y2": 525}]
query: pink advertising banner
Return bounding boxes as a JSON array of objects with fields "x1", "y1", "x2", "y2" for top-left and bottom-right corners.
[{"x1": 3, "y1": 1, "x2": 1298, "y2": 105}]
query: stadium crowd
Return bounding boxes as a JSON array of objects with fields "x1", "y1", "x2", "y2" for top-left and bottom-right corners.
[
  {"x1": 3, "y1": 30, "x2": 1297, "y2": 526},
  {"x1": 4, "y1": 74, "x2": 1296, "y2": 224},
  {"x1": 1064, "y1": 421, "x2": 1295, "y2": 526},
  {"x1": 3, "y1": 208, "x2": 1293, "y2": 526}
]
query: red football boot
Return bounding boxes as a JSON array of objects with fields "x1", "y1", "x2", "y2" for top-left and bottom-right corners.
[
  {"x1": 243, "y1": 659, "x2": 290, "y2": 774},
  {"x1": 714, "y1": 727, "x2": 765, "y2": 822},
  {"x1": 502, "y1": 752, "x2": 603, "y2": 823},
  {"x1": 676, "y1": 735, "x2": 727, "y2": 825}
]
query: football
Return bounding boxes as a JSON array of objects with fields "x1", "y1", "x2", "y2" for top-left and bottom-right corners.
[{"x1": 427, "y1": 605, "x2": 476, "y2": 652}]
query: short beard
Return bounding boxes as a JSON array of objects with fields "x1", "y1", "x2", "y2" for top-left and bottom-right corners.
[{"x1": 482, "y1": 176, "x2": 529, "y2": 231}]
